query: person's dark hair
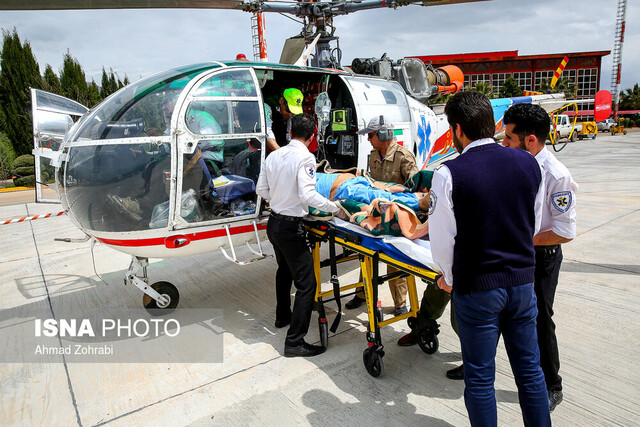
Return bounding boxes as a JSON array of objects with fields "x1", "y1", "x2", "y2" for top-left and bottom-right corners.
[
  {"x1": 503, "y1": 103, "x2": 551, "y2": 144},
  {"x1": 280, "y1": 92, "x2": 291, "y2": 114},
  {"x1": 290, "y1": 113, "x2": 316, "y2": 140},
  {"x1": 444, "y1": 91, "x2": 495, "y2": 141}
]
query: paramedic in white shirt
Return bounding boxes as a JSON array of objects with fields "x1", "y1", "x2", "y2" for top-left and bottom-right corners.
[
  {"x1": 256, "y1": 113, "x2": 340, "y2": 358},
  {"x1": 502, "y1": 102, "x2": 577, "y2": 412}
]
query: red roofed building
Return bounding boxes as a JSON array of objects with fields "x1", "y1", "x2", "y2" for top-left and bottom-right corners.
[{"x1": 408, "y1": 50, "x2": 611, "y2": 118}]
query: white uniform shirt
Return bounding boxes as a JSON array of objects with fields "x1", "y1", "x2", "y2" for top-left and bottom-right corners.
[
  {"x1": 428, "y1": 138, "x2": 545, "y2": 286},
  {"x1": 256, "y1": 139, "x2": 339, "y2": 217},
  {"x1": 535, "y1": 146, "x2": 578, "y2": 240}
]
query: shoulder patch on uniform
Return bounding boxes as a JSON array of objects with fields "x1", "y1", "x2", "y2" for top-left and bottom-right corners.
[
  {"x1": 428, "y1": 192, "x2": 437, "y2": 215},
  {"x1": 551, "y1": 191, "x2": 572, "y2": 213},
  {"x1": 304, "y1": 163, "x2": 316, "y2": 178}
]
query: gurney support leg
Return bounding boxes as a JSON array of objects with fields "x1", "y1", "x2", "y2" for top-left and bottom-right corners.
[{"x1": 362, "y1": 252, "x2": 385, "y2": 377}]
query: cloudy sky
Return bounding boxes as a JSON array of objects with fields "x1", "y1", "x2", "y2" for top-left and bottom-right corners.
[{"x1": 0, "y1": 0, "x2": 637, "y2": 93}]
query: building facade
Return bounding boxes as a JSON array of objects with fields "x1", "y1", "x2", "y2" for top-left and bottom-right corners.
[{"x1": 409, "y1": 50, "x2": 610, "y2": 118}]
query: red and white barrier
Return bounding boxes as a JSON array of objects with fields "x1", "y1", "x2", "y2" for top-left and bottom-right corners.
[{"x1": 2, "y1": 211, "x2": 66, "y2": 225}]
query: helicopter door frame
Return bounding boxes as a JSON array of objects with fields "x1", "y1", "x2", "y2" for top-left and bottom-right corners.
[
  {"x1": 171, "y1": 66, "x2": 266, "y2": 230},
  {"x1": 338, "y1": 76, "x2": 414, "y2": 171},
  {"x1": 30, "y1": 88, "x2": 89, "y2": 203}
]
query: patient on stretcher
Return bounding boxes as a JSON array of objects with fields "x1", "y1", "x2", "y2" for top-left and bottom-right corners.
[{"x1": 311, "y1": 171, "x2": 432, "y2": 239}]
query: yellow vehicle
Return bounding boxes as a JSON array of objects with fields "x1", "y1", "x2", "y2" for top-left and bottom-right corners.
[
  {"x1": 577, "y1": 121, "x2": 598, "y2": 140},
  {"x1": 611, "y1": 119, "x2": 628, "y2": 136}
]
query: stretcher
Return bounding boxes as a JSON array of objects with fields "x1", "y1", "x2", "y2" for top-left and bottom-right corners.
[{"x1": 306, "y1": 218, "x2": 442, "y2": 377}]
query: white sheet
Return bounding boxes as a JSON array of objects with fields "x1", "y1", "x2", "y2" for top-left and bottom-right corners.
[{"x1": 329, "y1": 218, "x2": 440, "y2": 273}]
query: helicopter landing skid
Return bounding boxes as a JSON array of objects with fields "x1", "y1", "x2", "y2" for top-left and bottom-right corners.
[
  {"x1": 125, "y1": 256, "x2": 177, "y2": 313},
  {"x1": 220, "y1": 220, "x2": 272, "y2": 266}
]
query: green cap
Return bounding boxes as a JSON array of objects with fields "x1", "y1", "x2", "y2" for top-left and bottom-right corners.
[{"x1": 283, "y1": 88, "x2": 304, "y2": 115}]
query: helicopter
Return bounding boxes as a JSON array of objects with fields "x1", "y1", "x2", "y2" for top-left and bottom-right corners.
[
  {"x1": 30, "y1": 56, "x2": 469, "y2": 312},
  {"x1": 17, "y1": 0, "x2": 597, "y2": 313}
]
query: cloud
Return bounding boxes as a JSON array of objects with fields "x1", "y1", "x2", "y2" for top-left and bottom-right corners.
[{"x1": 0, "y1": 0, "x2": 637, "y2": 91}]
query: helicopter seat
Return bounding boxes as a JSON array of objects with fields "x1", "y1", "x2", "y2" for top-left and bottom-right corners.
[{"x1": 211, "y1": 174, "x2": 255, "y2": 204}]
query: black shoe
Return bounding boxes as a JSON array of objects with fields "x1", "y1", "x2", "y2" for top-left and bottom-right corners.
[
  {"x1": 284, "y1": 341, "x2": 326, "y2": 358},
  {"x1": 345, "y1": 295, "x2": 365, "y2": 310},
  {"x1": 274, "y1": 318, "x2": 290, "y2": 328},
  {"x1": 394, "y1": 305, "x2": 408, "y2": 316},
  {"x1": 397, "y1": 331, "x2": 417, "y2": 346},
  {"x1": 446, "y1": 364, "x2": 464, "y2": 380},
  {"x1": 549, "y1": 389, "x2": 563, "y2": 412}
]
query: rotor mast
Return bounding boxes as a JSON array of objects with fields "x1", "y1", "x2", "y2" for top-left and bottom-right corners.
[{"x1": 245, "y1": 0, "x2": 422, "y2": 68}]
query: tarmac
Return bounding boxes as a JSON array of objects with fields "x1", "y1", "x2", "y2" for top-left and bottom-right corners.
[{"x1": 0, "y1": 132, "x2": 639, "y2": 426}]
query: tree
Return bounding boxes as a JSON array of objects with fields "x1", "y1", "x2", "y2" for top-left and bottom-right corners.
[
  {"x1": 59, "y1": 50, "x2": 89, "y2": 106},
  {"x1": 538, "y1": 77, "x2": 577, "y2": 99},
  {"x1": 619, "y1": 83, "x2": 640, "y2": 110},
  {"x1": 429, "y1": 92, "x2": 453, "y2": 105},
  {"x1": 0, "y1": 29, "x2": 43, "y2": 156},
  {"x1": 100, "y1": 67, "x2": 126, "y2": 100},
  {"x1": 499, "y1": 76, "x2": 523, "y2": 98},
  {"x1": 100, "y1": 67, "x2": 115, "y2": 98},
  {"x1": 469, "y1": 82, "x2": 495, "y2": 99},
  {"x1": 42, "y1": 64, "x2": 61, "y2": 94},
  {"x1": 87, "y1": 79, "x2": 101, "y2": 107},
  {"x1": 0, "y1": 131, "x2": 16, "y2": 180}
]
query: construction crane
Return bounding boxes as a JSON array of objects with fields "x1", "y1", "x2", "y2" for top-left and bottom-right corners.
[
  {"x1": 251, "y1": 12, "x2": 268, "y2": 61},
  {"x1": 610, "y1": 0, "x2": 627, "y2": 120}
]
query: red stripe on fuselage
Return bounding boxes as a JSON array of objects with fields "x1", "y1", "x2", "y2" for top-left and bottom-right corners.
[{"x1": 96, "y1": 223, "x2": 267, "y2": 248}]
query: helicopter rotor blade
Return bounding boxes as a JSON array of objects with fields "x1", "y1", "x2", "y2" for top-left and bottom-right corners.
[
  {"x1": 0, "y1": 0, "x2": 246, "y2": 11},
  {"x1": 0, "y1": 0, "x2": 488, "y2": 13}
]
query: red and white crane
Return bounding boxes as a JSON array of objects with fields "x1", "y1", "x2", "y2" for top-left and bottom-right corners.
[{"x1": 610, "y1": 0, "x2": 627, "y2": 119}]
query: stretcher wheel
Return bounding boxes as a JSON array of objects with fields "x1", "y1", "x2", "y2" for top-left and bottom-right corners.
[
  {"x1": 407, "y1": 316, "x2": 417, "y2": 329},
  {"x1": 363, "y1": 348, "x2": 384, "y2": 377},
  {"x1": 143, "y1": 281, "x2": 179, "y2": 314},
  {"x1": 417, "y1": 330, "x2": 439, "y2": 354}
]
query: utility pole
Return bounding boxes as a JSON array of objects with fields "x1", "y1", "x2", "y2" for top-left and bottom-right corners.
[{"x1": 610, "y1": 0, "x2": 627, "y2": 119}]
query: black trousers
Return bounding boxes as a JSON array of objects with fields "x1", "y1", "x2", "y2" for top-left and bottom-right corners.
[
  {"x1": 534, "y1": 244, "x2": 563, "y2": 392},
  {"x1": 417, "y1": 282, "x2": 458, "y2": 335},
  {"x1": 267, "y1": 215, "x2": 316, "y2": 347}
]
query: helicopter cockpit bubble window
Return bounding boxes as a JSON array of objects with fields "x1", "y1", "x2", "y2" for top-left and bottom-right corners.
[
  {"x1": 192, "y1": 69, "x2": 257, "y2": 97},
  {"x1": 186, "y1": 101, "x2": 262, "y2": 135},
  {"x1": 64, "y1": 143, "x2": 173, "y2": 233},
  {"x1": 173, "y1": 137, "x2": 261, "y2": 225},
  {"x1": 68, "y1": 63, "x2": 221, "y2": 142},
  {"x1": 171, "y1": 67, "x2": 264, "y2": 228}
]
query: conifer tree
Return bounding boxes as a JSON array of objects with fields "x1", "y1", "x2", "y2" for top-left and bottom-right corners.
[
  {"x1": 43, "y1": 64, "x2": 61, "y2": 94},
  {"x1": 100, "y1": 67, "x2": 111, "y2": 99},
  {"x1": 0, "y1": 29, "x2": 42, "y2": 155},
  {"x1": 87, "y1": 79, "x2": 102, "y2": 107},
  {"x1": 60, "y1": 50, "x2": 89, "y2": 105}
]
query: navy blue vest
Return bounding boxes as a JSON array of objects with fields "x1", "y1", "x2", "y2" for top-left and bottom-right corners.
[{"x1": 445, "y1": 143, "x2": 541, "y2": 294}]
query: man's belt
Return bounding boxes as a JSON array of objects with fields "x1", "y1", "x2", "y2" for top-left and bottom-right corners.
[
  {"x1": 535, "y1": 244, "x2": 560, "y2": 255},
  {"x1": 270, "y1": 211, "x2": 303, "y2": 222}
]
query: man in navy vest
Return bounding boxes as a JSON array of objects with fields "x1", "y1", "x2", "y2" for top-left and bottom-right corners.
[{"x1": 429, "y1": 91, "x2": 550, "y2": 425}]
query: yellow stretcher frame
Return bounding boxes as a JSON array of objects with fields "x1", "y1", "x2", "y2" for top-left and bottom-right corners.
[{"x1": 306, "y1": 221, "x2": 440, "y2": 377}]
